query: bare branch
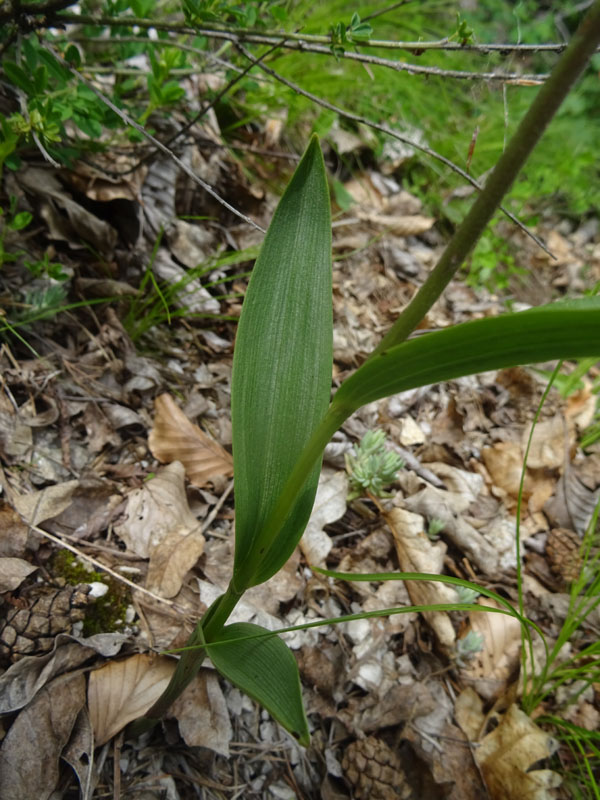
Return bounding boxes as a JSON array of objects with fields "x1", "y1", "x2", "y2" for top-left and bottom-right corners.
[{"x1": 235, "y1": 43, "x2": 551, "y2": 255}]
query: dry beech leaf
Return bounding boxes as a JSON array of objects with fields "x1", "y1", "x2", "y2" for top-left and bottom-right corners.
[
  {"x1": 146, "y1": 523, "x2": 205, "y2": 598},
  {"x1": 170, "y1": 671, "x2": 232, "y2": 756},
  {"x1": 459, "y1": 598, "x2": 522, "y2": 701},
  {"x1": 114, "y1": 461, "x2": 199, "y2": 558},
  {"x1": 388, "y1": 507, "x2": 456, "y2": 648},
  {"x1": 0, "y1": 557, "x2": 37, "y2": 592},
  {"x1": 522, "y1": 414, "x2": 570, "y2": 470},
  {"x1": 477, "y1": 704, "x2": 561, "y2": 800},
  {"x1": 0, "y1": 672, "x2": 86, "y2": 800},
  {"x1": 88, "y1": 653, "x2": 175, "y2": 746},
  {"x1": 149, "y1": 393, "x2": 233, "y2": 487},
  {"x1": 13, "y1": 480, "x2": 79, "y2": 527},
  {"x1": 300, "y1": 469, "x2": 348, "y2": 567},
  {"x1": 0, "y1": 633, "x2": 128, "y2": 714}
]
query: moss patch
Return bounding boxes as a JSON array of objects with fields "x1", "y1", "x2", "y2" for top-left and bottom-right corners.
[{"x1": 52, "y1": 550, "x2": 130, "y2": 635}]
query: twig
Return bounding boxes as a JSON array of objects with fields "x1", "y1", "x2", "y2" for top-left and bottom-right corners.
[
  {"x1": 235, "y1": 43, "x2": 551, "y2": 255},
  {"x1": 38, "y1": 41, "x2": 265, "y2": 232},
  {"x1": 26, "y1": 521, "x2": 178, "y2": 610},
  {"x1": 55, "y1": 14, "x2": 589, "y2": 55}
]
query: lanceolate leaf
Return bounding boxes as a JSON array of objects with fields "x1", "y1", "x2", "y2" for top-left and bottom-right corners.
[
  {"x1": 231, "y1": 136, "x2": 332, "y2": 590},
  {"x1": 332, "y1": 298, "x2": 600, "y2": 415},
  {"x1": 206, "y1": 623, "x2": 310, "y2": 747}
]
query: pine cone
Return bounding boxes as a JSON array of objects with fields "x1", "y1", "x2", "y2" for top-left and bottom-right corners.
[
  {"x1": 546, "y1": 528, "x2": 583, "y2": 585},
  {"x1": 342, "y1": 736, "x2": 411, "y2": 800},
  {"x1": 0, "y1": 584, "x2": 91, "y2": 663}
]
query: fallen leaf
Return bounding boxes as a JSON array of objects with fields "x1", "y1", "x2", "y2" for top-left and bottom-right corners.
[
  {"x1": 61, "y1": 707, "x2": 94, "y2": 800},
  {"x1": 146, "y1": 523, "x2": 205, "y2": 598},
  {"x1": 300, "y1": 469, "x2": 348, "y2": 567},
  {"x1": 170, "y1": 670, "x2": 232, "y2": 755},
  {"x1": 0, "y1": 632, "x2": 128, "y2": 714},
  {"x1": 0, "y1": 557, "x2": 37, "y2": 592},
  {"x1": 477, "y1": 704, "x2": 561, "y2": 800},
  {"x1": 0, "y1": 672, "x2": 86, "y2": 800},
  {"x1": 388, "y1": 507, "x2": 456, "y2": 648},
  {"x1": 114, "y1": 461, "x2": 199, "y2": 557},
  {"x1": 149, "y1": 393, "x2": 233, "y2": 487},
  {"x1": 459, "y1": 598, "x2": 522, "y2": 701},
  {"x1": 522, "y1": 414, "x2": 570, "y2": 470},
  {"x1": 88, "y1": 653, "x2": 175, "y2": 746},
  {"x1": 0, "y1": 502, "x2": 30, "y2": 557},
  {"x1": 13, "y1": 480, "x2": 79, "y2": 527}
]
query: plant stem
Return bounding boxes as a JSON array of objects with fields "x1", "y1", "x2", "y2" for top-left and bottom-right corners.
[{"x1": 369, "y1": 0, "x2": 600, "y2": 357}]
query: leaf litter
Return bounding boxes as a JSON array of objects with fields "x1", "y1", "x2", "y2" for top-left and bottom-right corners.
[{"x1": 0, "y1": 86, "x2": 599, "y2": 800}]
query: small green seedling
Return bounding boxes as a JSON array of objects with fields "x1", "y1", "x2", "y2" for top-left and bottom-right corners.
[
  {"x1": 130, "y1": 5, "x2": 600, "y2": 746},
  {"x1": 427, "y1": 517, "x2": 445, "y2": 540},
  {"x1": 345, "y1": 429, "x2": 404, "y2": 500},
  {"x1": 454, "y1": 630, "x2": 484, "y2": 668},
  {"x1": 455, "y1": 585, "x2": 480, "y2": 604}
]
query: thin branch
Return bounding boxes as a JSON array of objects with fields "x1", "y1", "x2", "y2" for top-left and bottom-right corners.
[
  {"x1": 39, "y1": 41, "x2": 264, "y2": 232},
  {"x1": 235, "y1": 43, "x2": 551, "y2": 256},
  {"x1": 55, "y1": 14, "x2": 587, "y2": 55},
  {"x1": 54, "y1": 15, "x2": 554, "y2": 82},
  {"x1": 27, "y1": 522, "x2": 178, "y2": 610}
]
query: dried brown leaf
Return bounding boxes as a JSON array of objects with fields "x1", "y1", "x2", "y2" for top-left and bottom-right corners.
[
  {"x1": 477, "y1": 705, "x2": 561, "y2": 800},
  {"x1": 13, "y1": 480, "x2": 79, "y2": 527},
  {"x1": 149, "y1": 394, "x2": 233, "y2": 487},
  {"x1": 88, "y1": 653, "x2": 175, "y2": 745},
  {"x1": 388, "y1": 507, "x2": 456, "y2": 647},
  {"x1": 0, "y1": 557, "x2": 37, "y2": 592},
  {"x1": 0, "y1": 502, "x2": 29, "y2": 557},
  {"x1": 300, "y1": 469, "x2": 348, "y2": 567},
  {"x1": 459, "y1": 598, "x2": 522, "y2": 701},
  {"x1": 146, "y1": 523, "x2": 205, "y2": 598},
  {"x1": 0, "y1": 672, "x2": 86, "y2": 800},
  {"x1": 114, "y1": 461, "x2": 199, "y2": 557},
  {"x1": 170, "y1": 671, "x2": 232, "y2": 755}
]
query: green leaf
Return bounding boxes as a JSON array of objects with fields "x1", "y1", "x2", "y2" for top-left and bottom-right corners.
[
  {"x1": 206, "y1": 622, "x2": 310, "y2": 747},
  {"x1": 332, "y1": 298, "x2": 600, "y2": 415},
  {"x1": 231, "y1": 135, "x2": 332, "y2": 590},
  {"x1": 2, "y1": 61, "x2": 35, "y2": 95}
]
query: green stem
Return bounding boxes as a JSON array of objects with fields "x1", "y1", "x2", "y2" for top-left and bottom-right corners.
[{"x1": 369, "y1": 0, "x2": 600, "y2": 357}]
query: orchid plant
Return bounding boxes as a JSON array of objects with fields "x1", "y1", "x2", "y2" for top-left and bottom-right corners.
[{"x1": 130, "y1": 1, "x2": 600, "y2": 746}]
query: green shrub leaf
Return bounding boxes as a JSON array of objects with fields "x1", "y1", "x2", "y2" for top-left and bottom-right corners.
[
  {"x1": 332, "y1": 298, "x2": 600, "y2": 415},
  {"x1": 206, "y1": 622, "x2": 310, "y2": 747},
  {"x1": 231, "y1": 135, "x2": 332, "y2": 590}
]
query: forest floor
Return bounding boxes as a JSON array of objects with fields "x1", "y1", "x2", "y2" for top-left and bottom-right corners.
[{"x1": 0, "y1": 114, "x2": 599, "y2": 800}]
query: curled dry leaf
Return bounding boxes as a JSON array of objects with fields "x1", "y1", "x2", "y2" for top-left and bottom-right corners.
[
  {"x1": 88, "y1": 653, "x2": 175, "y2": 746},
  {"x1": 388, "y1": 507, "x2": 456, "y2": 648},
  {"x1": 458, "y1": 698, "x2": 562, "y2": 800},
  {"x1": 0, "y1": 672, "x2": 86, "y2": 800},
  {"x1": 300, "y1": 469, "x2": 348, "y2": 567},
  {"x1": 149, "y1": 393, "x2": 233, "y2": 487},
  {"x1": 114, "y1": 461, "x2": 199, "y2": 558},
  {"x1": 146, "y1": 523, "x2": 205, "y2": 599},
  {"x1": 170, "y1": 671, "x2": 232, "y2": 756},
  {"x1": 13, "y1": 480, "x2": 79, "y2": 527},
  {"x1": 459, "y1": 598, "x2": 522, "y2": 701},
  {"x1": 0, "y1": 557, "x2": 37, "y2": 592}
]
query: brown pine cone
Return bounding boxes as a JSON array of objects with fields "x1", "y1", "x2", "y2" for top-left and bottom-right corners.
[
  {"x1": 342, "y1": 736, "x2": 412, "y2": 800},
  {"x1": 546, "y1": 528, "x2": 583, "y2": 585},
  {"x1": 0, "y1": 584, "x2": 91, "y2": 663}
]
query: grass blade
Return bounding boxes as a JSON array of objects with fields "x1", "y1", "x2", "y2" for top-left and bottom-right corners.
[{"x1": 231, "y1": 135, "x2": 332, "y2": 590}]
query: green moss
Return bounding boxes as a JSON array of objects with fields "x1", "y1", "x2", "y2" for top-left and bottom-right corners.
[{"x1": 51, "y1": 550, "x2": 130, "y2": 635}]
